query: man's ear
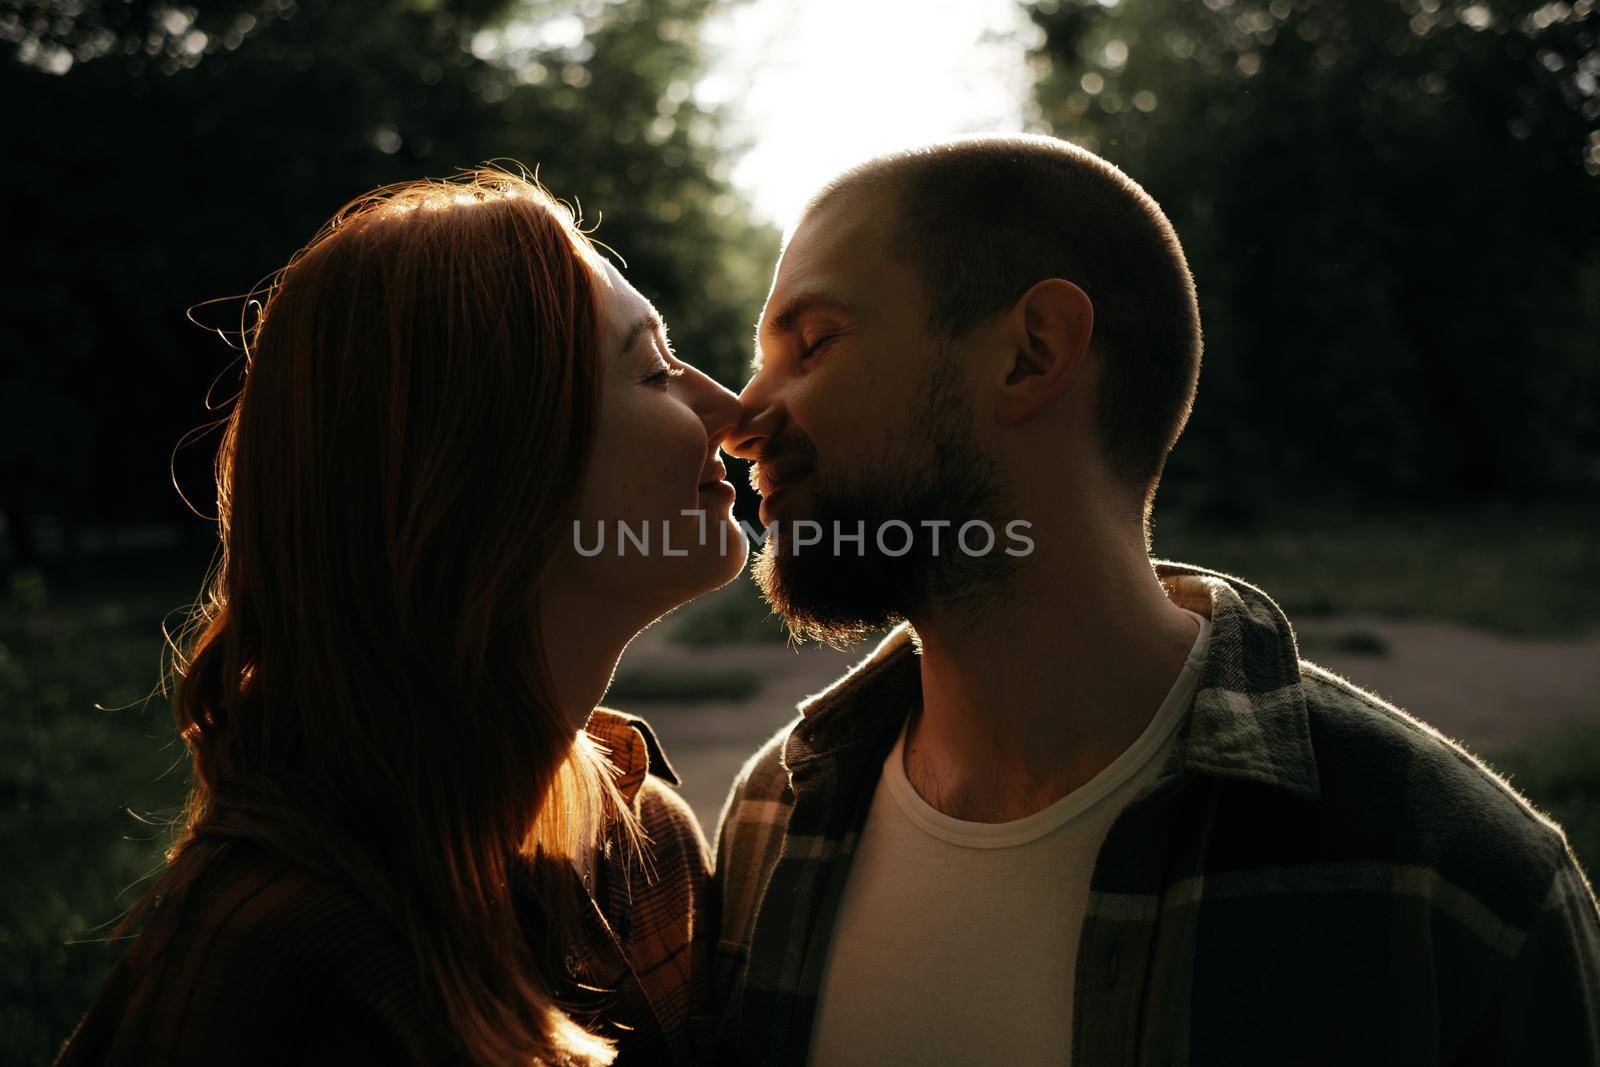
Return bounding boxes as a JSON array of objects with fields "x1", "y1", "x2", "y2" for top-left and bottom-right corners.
[{"x1": 995, "y1": 278, "x2": 1094, "y2": 427}]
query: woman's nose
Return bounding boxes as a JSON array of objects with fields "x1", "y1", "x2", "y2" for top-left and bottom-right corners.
[{"x1": 698, "y1": 372, "x2": 745, "y2": 446}]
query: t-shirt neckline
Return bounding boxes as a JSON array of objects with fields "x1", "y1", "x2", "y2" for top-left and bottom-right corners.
[{"x1": 882, "y1": 609, "x2": 1211, "y2": 850}]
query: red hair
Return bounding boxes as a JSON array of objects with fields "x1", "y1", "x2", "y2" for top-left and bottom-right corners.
[{"x1": 145, "y1": 167, "x2": 632, "y2": 1064}]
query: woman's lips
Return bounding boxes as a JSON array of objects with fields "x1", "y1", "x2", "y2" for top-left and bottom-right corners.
[
  {"x1": 697, "y1": 461, "x2": 729, "y2": 490},
  {"x1": 698, "y1": 460, "x2": 735, "y2": 504}
]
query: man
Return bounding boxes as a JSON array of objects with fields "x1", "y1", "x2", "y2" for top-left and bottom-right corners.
[{"x1": 712, "y1": 134, "x2": 1600, "y2": 1065}]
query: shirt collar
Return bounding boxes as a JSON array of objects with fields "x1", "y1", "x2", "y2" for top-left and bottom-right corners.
[
  {"x1": 585, "y1": 707, "x2": 682, "y2": 807},
  {"x1": 784, "y1": 561, "x2": 1321, "y2": 802}
]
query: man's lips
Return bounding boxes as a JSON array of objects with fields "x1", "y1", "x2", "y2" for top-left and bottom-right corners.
[
  {"x1": 757, "y1": 479, "x2": 808, "y2": 525},
  {"x1": 751, "y1": 454, "x2": 815, "y2": 498}
]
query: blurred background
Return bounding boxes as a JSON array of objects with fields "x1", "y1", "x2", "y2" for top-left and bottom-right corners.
[{"x1": 3, "y1": 0, "x2": 1598, "y2": 1057}]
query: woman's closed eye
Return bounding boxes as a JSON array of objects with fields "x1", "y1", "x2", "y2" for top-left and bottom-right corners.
[
  {"x1": 642, "y1": 324, "x2": 684, "y2": 385},
  {"x1": 645, "y1": 362, "x2": 685, "y2": 386}
]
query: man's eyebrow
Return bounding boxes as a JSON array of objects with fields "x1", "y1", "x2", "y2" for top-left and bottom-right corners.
[
  {"x1": 750, "y1": 291, "x2": 862, "y2": 373},
  {"x1": 766, "y1": 291, "x2": 862, "y2": 335}
]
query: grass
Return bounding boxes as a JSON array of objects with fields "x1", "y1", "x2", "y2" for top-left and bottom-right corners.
[
  {"x1": 673, "y1": 505, "x2": 1600, "y2": 647},
  {"x1": 670, "y1": 574, "x2": 791, "y2": 648},
  {"x1": 1488, "y1": 720, "x2": 1600, "y2": 886},
  {"x1": 5, "y1": 505, "x2": 1598, "y2": 1059},
  {"x1": 1153, "y1": 503, "x2": 1599, "y2": 638},
  {"x1": 1296, "y1": 628, "x2": 1392, "y2": 658},
  {"x1": 607, "y1": 667, "x2": 763, "y2": 703},
  {"x1": 1, "y1": 564, "x2": 194, "y2": 1065}
]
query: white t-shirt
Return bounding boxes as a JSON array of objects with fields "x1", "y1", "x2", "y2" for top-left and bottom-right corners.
[{"x1": 806, "y1": 611, "x2": 1211, "y2": 1067}]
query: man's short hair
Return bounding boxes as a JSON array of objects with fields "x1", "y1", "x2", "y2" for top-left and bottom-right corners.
[{"x1": 808, "y1": 134, "x2": 1202, "y2": 513}]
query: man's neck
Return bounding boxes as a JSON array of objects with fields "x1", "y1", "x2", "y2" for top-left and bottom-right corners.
[{"x1": 902, "y1": 524, "x2": 1200, "y2": 824}]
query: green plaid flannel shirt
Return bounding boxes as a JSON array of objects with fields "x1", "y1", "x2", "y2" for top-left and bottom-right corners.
[{"x1": 711, "y1": 563, "x2": 1600, "y2": 1065}]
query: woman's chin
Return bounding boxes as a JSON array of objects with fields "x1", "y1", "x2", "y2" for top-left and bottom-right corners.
[
  {"x1": 710, "y1": 534, "x2": 751, "y2": 588},
  {"x1": 629, "y1": 531, "x2": 749, "y2": 617},
  {"x1": 568, "y1": 509, "x2": 751, "y2": 630},
  {"x1": 679, "y1": 528, "x2": 750, "y2": 598}
]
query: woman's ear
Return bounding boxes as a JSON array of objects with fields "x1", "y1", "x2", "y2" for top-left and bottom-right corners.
[{"x1": 995, "y1": 278, "x2": 1094, "y2": 427}]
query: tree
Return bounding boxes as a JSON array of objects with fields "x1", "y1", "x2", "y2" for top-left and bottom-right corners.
[
  {"x1": 0, "y1": 0, "x2": 777, "y2": 563},
  {"x1": 1025, "y1": 0, "x2": 1600, "y2": 511}
]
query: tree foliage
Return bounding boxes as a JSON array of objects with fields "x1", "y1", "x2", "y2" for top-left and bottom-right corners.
[
  {"x1": 0, "y1": 0, "x2": 776, "y2": 560},
  {"x1": 1026, "y1": 0, "x2": 1600, "y2": 510}
]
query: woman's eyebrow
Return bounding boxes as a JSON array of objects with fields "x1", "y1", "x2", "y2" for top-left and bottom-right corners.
[{"x1": 620, "y1": 310, "x2": 666, "y2": 354}]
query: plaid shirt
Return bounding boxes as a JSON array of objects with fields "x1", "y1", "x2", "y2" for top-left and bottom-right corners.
[
  {"x1": 712, "y1": 563, "x2": 1600, "y2": 1066},
  {"x1": 55, "y1": 708, "x2": 711, "y2": 1066},
  {"x1": 581, "y1": 708, "x2": 716, "y2": 1064}
]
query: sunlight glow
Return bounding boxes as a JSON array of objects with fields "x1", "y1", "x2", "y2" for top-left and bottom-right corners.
[{"x1": 698, "y1": 0, "x2": 1041, "y2": 234}]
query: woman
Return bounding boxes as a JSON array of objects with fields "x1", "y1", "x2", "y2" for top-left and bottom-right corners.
[{"x1": 56, "y1": 168, "x2": 747, "y2": 1065}]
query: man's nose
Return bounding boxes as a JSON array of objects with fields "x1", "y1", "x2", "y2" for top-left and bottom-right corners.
[
  {"x1": 724, "y1": 372, "x2": 777, "y2": 461},
  {"x1": 722, "y1": 418, "x2": 767, "y2": 463}
]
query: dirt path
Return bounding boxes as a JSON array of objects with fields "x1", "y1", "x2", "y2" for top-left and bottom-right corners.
[
  {"x1": 1292, "y1": 616, "x2": 1600, "y2": 747},
  {"x1": 614, "y1": 603, "x2": 1600, "y2": 833}
]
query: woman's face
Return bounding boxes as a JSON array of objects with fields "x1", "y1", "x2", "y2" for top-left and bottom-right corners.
[{"x1": 546, "y1": 256, "x2": 747, "y2": 628}]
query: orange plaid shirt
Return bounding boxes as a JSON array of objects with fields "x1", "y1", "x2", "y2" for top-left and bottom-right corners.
[
  {"x1": 575, "y1": 708, "x2": 716, "y2": 1063},
  {"x1": 54, "y1": 708, "x2": 712, "y2": 1065}
]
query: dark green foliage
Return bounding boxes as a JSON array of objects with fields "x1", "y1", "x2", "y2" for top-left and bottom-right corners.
[
  {"x1": 1025, "y1": 0, "x2": 1600, "y2": 512},
  {"x1": 0, "y1": 3, "x2": 780, "y2": 1051},
  {"x1": 0, "y1": 0, "x2": 778, "y2": 562},
  {"x1": 669, "y1": 573, "x2": 791, "y2": 647},
  {"x1": 607, "y1": 665, "x2": 762, "y2": 702},
  {"x1": 1155, "y1": 502, "x2": 1600, "y2": 636},
  {"x1": 1489, "y1": 718, "x2": 1600, "y2": 884},
  {"x1": 1298, "y1": 627, "x2": 1393, "y2": 656},
  {"x1": 4, "y1": 514, "x2": 1597, "y2": 1055},
  {"x1": 0, "y1": 565, "x2": 192, "y2": 1064}
]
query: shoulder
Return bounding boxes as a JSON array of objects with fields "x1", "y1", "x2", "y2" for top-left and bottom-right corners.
[
  {"x1": 633, "y1": 772, "x2": 712, "y2": 877},
  {"x1": 1299, "y1": 659, "x2": 1568, "y2": 856},
  {"x1": 709, "y1": 718, "x2": 799, "y2": 950},
  {"x1": 57, "y1": 842, "x2": 439, "y2": 1066},
  {"x1": 593, "y1": 706, "x2": 712, "y2": 874},
  {"x1": 716, "y1": 723, "x2": 796, "y2": 844},
  {"x1": 152, "y1": 841, "x2": 411, "y2": 976},
  {"x1": 590, "y1": 726, "x2": 715, "y2": 1061},
  {"x1": 713, "y1": 716, "x2": 801, "y2": 863},
  {"x1": 1296, "y1": 659, "x2": 1574, "y2": 918},
  {"x1": 592, "y1": 712, "x2": 714, "y2": 957},
  {"x1": 1264, "y1": 662, "x2": 1600, "y2": 1048}
]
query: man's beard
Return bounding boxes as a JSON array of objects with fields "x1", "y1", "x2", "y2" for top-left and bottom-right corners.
[{"x1": 752, "y1": 345, "x2": 1017, "y2": 647}]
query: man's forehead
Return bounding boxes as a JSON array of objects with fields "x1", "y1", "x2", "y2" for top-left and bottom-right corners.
[
  {"x1": 781, "y1": 193, "x2": 889, "y2": 275},
  {"x1": 762, "y1": 197, "x2": 891, "y2": 325}
]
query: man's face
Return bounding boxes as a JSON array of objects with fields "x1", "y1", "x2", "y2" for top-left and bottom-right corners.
[{"x1": 732, "y1": 194, "x2": 1015, "y2": 644}]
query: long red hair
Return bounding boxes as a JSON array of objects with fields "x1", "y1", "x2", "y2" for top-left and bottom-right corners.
[{"x1": 146, "y1": 167, "x2": 632, "y2": 1064}]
